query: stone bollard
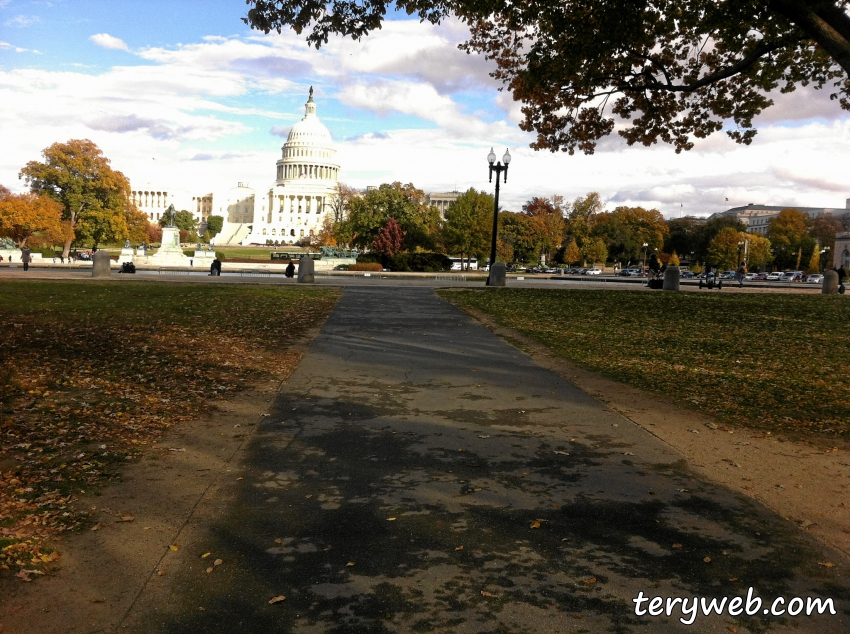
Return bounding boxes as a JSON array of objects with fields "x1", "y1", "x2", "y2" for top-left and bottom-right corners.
[
  {"x1": 297, "y1": 256, "x2": 315, "y2": 283},
  {"x1": 91, "y1": 250, "x2": 112, "y2": 278},
  {"x1": 486, "y1": 262, "x2": 507, "y2": 287},
  {"x1": 662, "y1": 266, "x2": 680, "y2": 291},
  {"x1": 822, "y1": 270, "x2": 839, "y2": 295}
]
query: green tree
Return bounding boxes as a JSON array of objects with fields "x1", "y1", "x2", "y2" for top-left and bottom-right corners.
[
  {"x1": 19, "y1": 139, "x2": 133, "y2": 255},
  {"x1": 161, "y1": 209, "x2": 197, "y2": 232},
  {"x1": 498, "y1": 212, "x2": 536, "y2": 264},
  {"x1": 583, "y1": 237, "x2": 608, "y2": 267},
  {"x1": 246, "y1": 1, "x2": 850, "y2": 154},
  {"x1": 808, "y1": 214, "x2": 842, "y2": 266},
  {"x1": 206, "y1": 215, "x2": 224, "y2": 238},
  {"x1": 441, "y1": 188, "x2": 493, "y2": 269},
  {"x1": 337, "y1": 182, "x2": 440, "y2": 251},
  {"x1": 768, "y1": 208, "x2": 810, "y2": 269},
  {"x1": 565, "y1": 192, "x2": 604, "y2": 248},
  {"x1": 665, "y1": 216, "x2": 704, "y2": 260},
  {"x1": 563, "y1": 238, "x2": 581, "y2": 266}
]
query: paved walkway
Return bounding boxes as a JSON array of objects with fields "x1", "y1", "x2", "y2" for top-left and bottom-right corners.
[{"x1": 120, "y1": 287, "x2": 846, "y2": 632}]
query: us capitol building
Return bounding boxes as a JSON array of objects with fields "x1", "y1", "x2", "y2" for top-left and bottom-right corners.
[
  {"x1": 129, "y1": 88, "x2": 463, "y2": 245},
  {"x1": 130, "y1": 88, "x2": 342, "y2": 246}
]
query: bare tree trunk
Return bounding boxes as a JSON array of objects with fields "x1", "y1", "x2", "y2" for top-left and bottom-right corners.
[{"x1": 62, "y1": 237, "x2": 73, "y2": 259}]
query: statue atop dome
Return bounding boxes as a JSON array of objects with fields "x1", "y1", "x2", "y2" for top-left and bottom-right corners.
[{"x1": 309, "y1": 85, "x2": 313, "y2": 100}]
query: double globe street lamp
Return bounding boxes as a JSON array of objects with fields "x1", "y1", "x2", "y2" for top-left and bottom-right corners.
[{"x1": 486, "y1": 147, "x2": 511, "y2": 286}]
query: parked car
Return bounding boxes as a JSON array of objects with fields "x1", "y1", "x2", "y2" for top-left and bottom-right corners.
[
  {"x1": 765, "y1": 271, "x2": 782, "y2": 280},
  {"x1": 617, "y1": 269, "x2": 632, "y2": 276},
  {"x1": 679, "y1": 270, "x2": 695, "y2": 278},
  {"x1": 584, "y1": 268, "x2": 603, "y2": 275},
  {"x1": 719, "y1": 270, "x2": 737, "y2": 280},
  {"x1": 752, "y1": 273, "x2": 768, "y2": 281},
  {"x1": 805, "y1": 274, "x2": 824, "y2": 284},
  {"x1": 780, "y1": 271, "x2": 803, "y2": 282}
]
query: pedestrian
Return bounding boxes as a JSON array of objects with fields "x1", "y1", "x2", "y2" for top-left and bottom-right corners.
[
  {"x1": 648, "y1": 253, "x2": 660, "y2": 281},
  {"x1": 190, "y1": 258, "x2": 193, "y2": 267},
  {"x1": 21, "y1": 246, "x2": 31, "y2": 271},
  {"x1": 60, "y1": 255, "x2": 64, "y2": 264},
  {"x1": 836, "y1": 265, "x2": 847, "y2": 294},
  {"x1": 210, "y1": 258, "x2": 222, "y2": 276},
  {"x1": 737, "y1": 261, "x2": 747, "y2": 287},
  {"x1": 285, "y1": 260, "x2": 295, "y2": 278}
]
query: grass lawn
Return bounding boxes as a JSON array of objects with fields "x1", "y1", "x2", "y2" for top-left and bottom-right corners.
[
  {"x1": 0, "y1": 281, "x2": 340, "y2": 571},
  {"x1": 439, "y1": 288, "x2": 850, "y2": 439}
]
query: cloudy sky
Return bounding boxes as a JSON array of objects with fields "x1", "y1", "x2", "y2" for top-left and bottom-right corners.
[{"x1": 1, "y1": 0, "x2": 849, "y2": 216}]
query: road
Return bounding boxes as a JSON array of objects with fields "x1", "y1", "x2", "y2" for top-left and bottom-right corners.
[{"x1": 116, "y1": 286, "x2": 846, "y2": 633}]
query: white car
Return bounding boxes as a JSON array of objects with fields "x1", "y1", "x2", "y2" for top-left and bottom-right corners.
[
  {"x1": 765, "y1": 272, "x2": 782, "y2": 280},
  {"x1": 584, "y1": 268, "x2": 602, "y2": 275},
  {"x1": 805, "y1": 274, "x2": 824, "y2": 284}
]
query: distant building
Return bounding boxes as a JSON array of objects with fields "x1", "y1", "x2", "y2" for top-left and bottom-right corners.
[
  {"x1": 426, "y1": 191, "x2": 461, "y2": 219},
  {"x1": 836, "y1": 232, "x2": 850, "y2": 270},
  {"x1": 710, "y1": 199, "x2": 850, "y2": 235}
]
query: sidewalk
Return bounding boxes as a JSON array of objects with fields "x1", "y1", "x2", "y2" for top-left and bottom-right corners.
[{"x1": 109, "y1": 286, "x2": 846, "y2": 633}]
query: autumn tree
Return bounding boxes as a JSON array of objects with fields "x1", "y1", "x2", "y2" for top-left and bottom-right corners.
[
  {"x1": 808, "y1": 246, "x2": 821, "y2": 272},
  {"x1": 768, "y1": 208, "x2": 815, "y2": 269},
  {"x1": 591, "y1": 206, "x2": 668, "y2": 263},
  {"x1": 314, "y1": 215, "x2": 337, "y2": 247},
  {"x1": 808, "y1": 214, "x2": 843, "y2": 267},
  {"x1": 691, "y1": 217, "x2": 747, "y2": 262},
  {"x1": 246, "y1": 0, "x2": 850, "y2": 154},
  {"x1": 563, "y1": 238, "x2": 581, "y2": 266},
  {"x1": 0, "y1": 184, "x2": 10, "y2": 200},
  {"x1": 328, "y1": 182, "x2": 359, "y2": 223},
  {"x1": 744, "y1": 233, "x2": 774, "y2": 270},
  {"x1": 372, "y1": 217, "x2": 405, "y2": 256},
  {"x1": 522, "y1": 196, "x2": 565, "y2": 264},
  {"x1": 707, "y1": 227, "x2": 745, "y2": 270},
  {"x1": 441, "y1": 188, "x2": 493, "y2": 269},
  {"x1": 0, "y1": 193, "x2": 66, "y2": 248},
  {"x1": 19, "y1": 139, "x2": 134, "y2": 255}
]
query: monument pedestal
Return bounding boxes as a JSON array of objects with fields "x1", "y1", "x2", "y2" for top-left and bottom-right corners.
[
  {"x1": 118, "y1": 247, "x2": 135, "y2": 264},
  {"x1": 149, "y1": 227, "x2": 189, "y2": 267}
]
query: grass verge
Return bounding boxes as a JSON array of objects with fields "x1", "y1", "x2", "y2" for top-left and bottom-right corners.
[
  {"x1": 438, "y1": 288, "x2": 849, "y2": 439},
  {"x1": 0, "y1": 280, "x2": 340, "y2": 573}
]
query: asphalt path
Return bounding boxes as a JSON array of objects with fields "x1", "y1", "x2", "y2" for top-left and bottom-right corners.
[{"x1": 114, "y1": 287, "x2": 848, "y2": 632}]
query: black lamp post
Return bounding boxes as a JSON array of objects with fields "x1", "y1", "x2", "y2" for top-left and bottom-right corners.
[{"x1": 486, "y1": 147, "x2": 511, "y2": 285}]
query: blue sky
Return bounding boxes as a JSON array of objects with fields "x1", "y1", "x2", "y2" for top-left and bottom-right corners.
[{"x1": 2, "y1": 0, "x2": 849, "y2": 214}]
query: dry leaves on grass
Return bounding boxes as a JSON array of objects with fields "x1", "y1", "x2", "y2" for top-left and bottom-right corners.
[{"x1": 0, "y1": 281, "x2": 340, "y2": 574}]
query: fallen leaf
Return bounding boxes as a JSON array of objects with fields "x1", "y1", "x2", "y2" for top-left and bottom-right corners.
[
  {"x1": 91, "y1": 523, "x2": 102, "y2": 531},
  {"x1": 672, "y1": 543, "x2": 683, "y2": 549},
  {"x1": 116, "y1": 515, "x2": 135, "y2": 522},
  {"x1": 583, "y1": 577, "x2": 597, "y2": 584},
  {"x1": 818, "y1": 562, "x2": 836, "y2": 568},
  {"x1": 458, "y1": 448, "x2": 467, "y2": 453},
  {"x1": 346, "y1": 561, "x2": 355, "y2": 567},
  {"x1": 728, "y1": 627, "x2": 739, "y2": 633},
  {"x1": 553, "y1": 450, "x2": 570, "y2": 456},
  {"x1": 703, "y1": 557, "x2": 712, "y2": 563},
  {"x1": 169, "y1": 544, "x2": 180, "y2": 551},
  {"x1": 455, "y1": 546, "x2": 464, "y2": 551},
  {"x1": 201, "y1": 552, "x2": 211, "y2": 559},
  {"x1": 480, "y1": 591, "x2": 494, "y2": 597},
  {"x1": 268, "y1": 595, "x2": 286, "y2": 604},
  {"x1": 274, "y1": 538, "x2": 283, "y2": 544},
  {"x1": 206, "y1": 567, "x2": 213, "y2": 574},
  {"x1": 729, "y1": 577, "x2": 738, "y2": 582},
  {"x1": 478, "y1": 435, "x2": 490, "y2": 439},
  {"x1": 530, "y1": 521, "x2": 541, "y2": 529},
  {"x1": 387, "y1": 517, "x2": 397, "y2": 521},
  {"x1": 157, "y1": 569, "x2": 166, "y2": 576},
  {"x1": 214, "y1": 559, "x2": 223, "y2": 566},
  {"x1": 236, "y1": 477, "x2": 243, "y2": 481},
  {"x1": 305, "y1": 494, "x2": 313, "y2": 499},
  {"x1": 168, "y1": 448, "x2": 186, "y2": 452}
]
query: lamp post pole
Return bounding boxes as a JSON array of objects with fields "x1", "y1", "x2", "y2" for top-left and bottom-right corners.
[
  {"x1": 486, "y1": 148, "x2": 511, "y2": 286},
  {"x1": 642, "y1": 242, "x2": 648, "y2": 277}
]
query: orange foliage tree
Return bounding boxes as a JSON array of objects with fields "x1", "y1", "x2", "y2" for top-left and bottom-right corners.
[{"x1": 0, "y1": 192, "x2": 66, "y2": 248}]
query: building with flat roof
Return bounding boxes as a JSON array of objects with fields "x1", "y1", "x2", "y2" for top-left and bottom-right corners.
[{"x1": 710, "y1": 199, "x2": 850, "y2": 235}]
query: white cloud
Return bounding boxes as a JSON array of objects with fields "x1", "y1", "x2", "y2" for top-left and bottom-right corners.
[
  {"x1": 4, "y1": 14, "x2": 39, "y2": 27},
  {"x1": 90, "y1": 33, "x2": 129, "y2": 51}
]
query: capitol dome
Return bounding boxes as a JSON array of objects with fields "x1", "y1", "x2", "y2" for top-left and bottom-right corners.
[{"x1": 275, "y1": 88, "x2": 339, "y2": 184}]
